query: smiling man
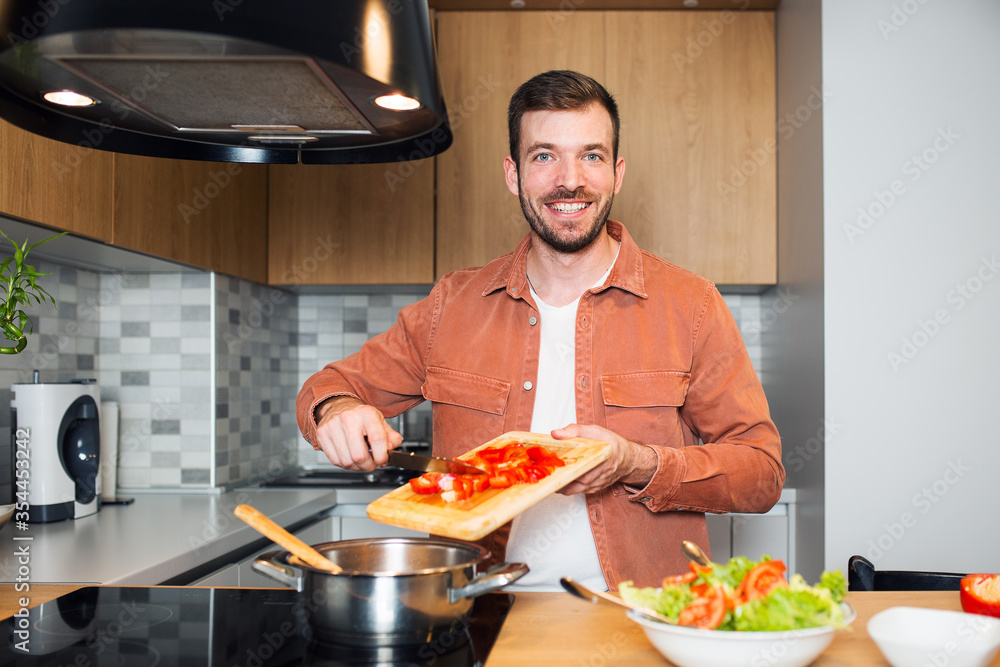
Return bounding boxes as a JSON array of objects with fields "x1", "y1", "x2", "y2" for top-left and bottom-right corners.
[{"x1": 297, "y1": 70, "x2": 784, "y2": 591}]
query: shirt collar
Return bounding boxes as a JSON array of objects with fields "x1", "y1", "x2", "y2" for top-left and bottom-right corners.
[{"x1": 481, "y1": 220, "x2": 648, "y2": 300}]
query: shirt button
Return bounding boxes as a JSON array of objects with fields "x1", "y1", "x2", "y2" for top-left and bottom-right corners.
[
  {"x1": 529, "y1": 316, "x2": 537, "y2": 326},
  {"x1": 523, "y1": 381, "x2": 533, "y2": 391},
  {"x1": 579, "y1": 315, "x2": 589, "y2": 328},
  {"x1": 580, "y1": 376, "x2": 588, "y2": 389},
  {"x1": 639, "y1": 497, "x2": 652, "y2": 503}
]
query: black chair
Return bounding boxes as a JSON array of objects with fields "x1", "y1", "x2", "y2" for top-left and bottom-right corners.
[{"x1": 847, "y1": 555, "x2": 966, "y2": 592}]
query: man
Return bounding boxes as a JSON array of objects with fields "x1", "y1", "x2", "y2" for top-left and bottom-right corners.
[{"x1": 297, "y1": 70, "x2": 784, "y2": 590}]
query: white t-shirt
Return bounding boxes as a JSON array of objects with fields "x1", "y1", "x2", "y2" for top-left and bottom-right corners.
[{"x1": 505, "y1": 254, "x2": 618, "y2": 592}]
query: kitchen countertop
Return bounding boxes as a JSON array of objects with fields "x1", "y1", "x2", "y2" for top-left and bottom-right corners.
[
  {"x1": 0, "y1": 487, "x2": 338, "y2": 585},
  {"x1": 0, "y1": 587, "x2": 994, "y2": 666}
]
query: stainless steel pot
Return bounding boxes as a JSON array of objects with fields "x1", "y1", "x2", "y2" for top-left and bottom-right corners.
[{"x1": 252, "y1": 537, "x2": 528, "y2": 646}]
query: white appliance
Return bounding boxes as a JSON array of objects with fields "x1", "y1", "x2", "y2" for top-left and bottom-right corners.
[{"x1": 11, "y1": 379, "x2": 101, "y2": 522}]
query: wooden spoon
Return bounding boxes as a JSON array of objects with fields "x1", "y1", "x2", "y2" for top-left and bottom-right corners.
[{"x1": 234, "y1": 504, "x2": 342, "y2": 573}]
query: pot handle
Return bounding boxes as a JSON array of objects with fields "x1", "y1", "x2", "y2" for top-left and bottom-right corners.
[
  {"x1": 251, "y1": 550, "x2": 305, "y2": 592},
  {"x1": 449, "y1": 561, "x2": 529, "y2": 604}
]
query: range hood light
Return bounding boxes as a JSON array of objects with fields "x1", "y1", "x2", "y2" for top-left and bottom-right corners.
[
  {"x1": 374, "y1": 94, "x2": 421, "y2": 111},
  {"x1": 42, "y1": 90, "x2": 98, "y2": 107}
]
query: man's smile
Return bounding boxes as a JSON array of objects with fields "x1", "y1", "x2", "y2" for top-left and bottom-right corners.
[{"x1": 546, "y1": 201, "x2": 592, "y2": 214}]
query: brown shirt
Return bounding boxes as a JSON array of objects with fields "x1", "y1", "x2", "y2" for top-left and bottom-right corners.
[{"x1": 297, "y1": 221, "x2": 785, "y2": 588}]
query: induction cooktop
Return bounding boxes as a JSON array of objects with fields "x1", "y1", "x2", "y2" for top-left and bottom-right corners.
[{"x1": 3, "y1": 587, "x2": 514, "y2": 666}]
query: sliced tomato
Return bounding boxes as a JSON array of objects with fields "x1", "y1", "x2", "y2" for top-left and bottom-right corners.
[
  {"x1": 734, "y1": 560, "x2": 788, "y2": 605},
  {"x1": 961, "y1": 574, "x2": 1000, "y2": 618},
  {"x1": 522, "y1": 463, "x2": 551, "y2": 482},
  {"x1": 440, "y1": 476, "x2": 474, "y2": 503},
  {"x1": 488, "y1": 470, "x2": 517, "y2": 488},
  {"x1": 678, "y1": 583, "x2": 727, "y2": 629},
  {"x1": 470, "y1": 474, "x2": 491, "y2": 493},
  {"x1": 408, "y1": 473, "x2": 443, "y2": 494},
  {"x1": 527, "y1": 446, "x2": 566, "y2": 468},
  {"x1": 661, "y1": 570, "x2": 698, "y2": 587}
]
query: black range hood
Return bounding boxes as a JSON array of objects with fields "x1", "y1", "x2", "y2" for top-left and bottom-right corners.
[{"x1": 0, "y1": 0, "x2": 452, "y2": 164}]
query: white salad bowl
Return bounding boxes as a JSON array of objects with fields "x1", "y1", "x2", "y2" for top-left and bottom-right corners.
[
  {"x1": 867, "y1": 606, "x2": 1000, "y2": 667},
  {"x1": 627, "y1": 602, "x2": 855, "y2": 667}
]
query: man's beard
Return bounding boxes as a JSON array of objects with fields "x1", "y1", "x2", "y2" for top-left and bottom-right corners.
[{"x1": 517, "y1": 186, "x2": 614, "y2": 254}]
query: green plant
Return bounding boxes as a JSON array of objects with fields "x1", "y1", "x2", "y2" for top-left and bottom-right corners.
[{"x1": 0, "y1": 229, "x2": 66, "y2": 354}]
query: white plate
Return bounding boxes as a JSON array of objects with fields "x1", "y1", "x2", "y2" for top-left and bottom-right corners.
[{"x1": 868, "y1": 606, "x2": 1000, "y2": 667}]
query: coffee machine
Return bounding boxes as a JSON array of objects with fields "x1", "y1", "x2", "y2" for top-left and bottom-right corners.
[{"x1": 11, "y1": 378, "x2": 101, "y2": 522}]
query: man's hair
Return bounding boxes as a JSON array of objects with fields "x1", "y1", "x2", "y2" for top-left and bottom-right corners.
[{"x1": 507, "y1": 70, "x2": 620, "y2": 165}]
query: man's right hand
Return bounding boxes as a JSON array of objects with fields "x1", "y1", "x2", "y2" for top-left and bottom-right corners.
[{"x1": 312, "y1": 396, "x2": 403, "y2": 471}]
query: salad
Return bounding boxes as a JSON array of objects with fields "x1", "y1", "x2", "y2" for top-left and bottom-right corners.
[{"x1": 619, "y1": 555, "x2": 848, "y2": 631}]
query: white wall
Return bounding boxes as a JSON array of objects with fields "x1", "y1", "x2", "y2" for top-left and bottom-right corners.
[{"x1": 822, "y1": 0, "x2": 1000, "y2": 572}]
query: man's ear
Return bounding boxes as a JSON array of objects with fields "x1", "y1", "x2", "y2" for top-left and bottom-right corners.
[
  {"x1": 613, "y1": 156, "x2": 626, "y2": 195},
  {"x1": 503, "y1": 155, "x2": 520, "y2": 196}
]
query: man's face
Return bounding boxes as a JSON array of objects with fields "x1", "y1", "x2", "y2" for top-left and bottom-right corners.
[{"x1": 504, "y1": 104, "x2": 625, "y2": 254}]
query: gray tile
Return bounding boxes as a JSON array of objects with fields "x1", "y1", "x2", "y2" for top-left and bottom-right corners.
[
  {"x1": 121, "y1": 371, "x2": 150, "y2": 386},
  {"x1": 181, "y1": 305, "x2": 211, "y2": 321},
  {"x1": 152, "y1": 419, "x2": 181, "y2": 435},
  {"x1": 181, "y1": 469, "x2": 210, "y2": 484},
  {"x1": 121, "y1": 321, "x2": 150, "y2": 337},
  {"x1": 181, "y1": 273, "x2": 210, "y2": 288}
]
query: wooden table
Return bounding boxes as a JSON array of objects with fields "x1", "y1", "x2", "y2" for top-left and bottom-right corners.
[{"x1": 2, "y1": 586, "x2": 998, "y2": 665}]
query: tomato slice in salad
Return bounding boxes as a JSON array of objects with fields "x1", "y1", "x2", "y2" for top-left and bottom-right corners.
[
  {"x1": 678, "y1": 583, "x2": 727, "y2": 629},
  {"x1": 734, "y1": 559, "x2": 788, "y2": 605}
]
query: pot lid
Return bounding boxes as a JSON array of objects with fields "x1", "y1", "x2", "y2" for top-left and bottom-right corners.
[{"x1": 0, "y1": 1, "x2": 452, "y2": 164}]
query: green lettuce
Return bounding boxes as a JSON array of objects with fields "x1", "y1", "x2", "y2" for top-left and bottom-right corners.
[{"x1": 617, "y1": 557, "x2": 848, "y2": 632}]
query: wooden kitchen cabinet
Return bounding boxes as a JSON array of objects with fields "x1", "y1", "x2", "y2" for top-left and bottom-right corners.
[
  {"x1": 267, "y1": 161, "x2": 435, "y2": 285},
  {"x1": 434, "y1": 11, "x2": 606, "y2": 277},
  {"x1": 434, "y1": 10, "x2": 776, "y2": 285},
  {"x1": 605, "y1": 11, "x2": 776, "y2": 285},
  {"x1": 0, "y1": 118, "x2": 114, "y2": 241},
  {"x1": 112, "y1": 153, "x2": 268, "y2": 283}
]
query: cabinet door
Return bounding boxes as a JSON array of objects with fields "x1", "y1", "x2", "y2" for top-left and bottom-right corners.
[
  {"x1": 604, "y1": 11, "x2": 776, "y2": 284},
  {"x1": 112, "y1": 154, "x2": 268, "y2": 282},
  {"x1": 267, "y1": 162, "x2": 435, "y2": 285},
  {"x1": 434, "y1": 11, "x2": 606, "y2": 278},
  {"x1": 0, "y1": 119, "x2": 114, "y2": 241}
]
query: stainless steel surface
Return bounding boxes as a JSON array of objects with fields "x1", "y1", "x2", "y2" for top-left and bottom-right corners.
[
  {"x1": 560, "y1": 577, "x2": 678, "y2": 625},
  {"x1": 681, "y1": 540, "x2": 712, "y2": 567},
  {"x1": 0, "y1": 2, "x2": 452, "y2": 164},
  {"x1": 386, "y1": 450, "x2": 488, "y2": 476},
  {"x1": 252, "y1": 537, "x2": 529, "y2": 646}
]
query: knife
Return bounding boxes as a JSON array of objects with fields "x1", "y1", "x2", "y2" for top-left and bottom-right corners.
[{"x1": 386, "y1": 450, "x2": 488, "y2": 476}]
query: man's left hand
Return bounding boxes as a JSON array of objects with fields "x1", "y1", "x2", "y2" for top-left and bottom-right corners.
[{"x1": 551, "y1": 423, "x2": 657, "y2": 495}]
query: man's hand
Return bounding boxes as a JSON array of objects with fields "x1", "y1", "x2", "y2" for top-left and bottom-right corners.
[
  {"x1": 552, "y1": 423, "x2": 657, "y2": 495},
  {"x1": 313, "y1": 396, "x2": 403, "y2": 471}
]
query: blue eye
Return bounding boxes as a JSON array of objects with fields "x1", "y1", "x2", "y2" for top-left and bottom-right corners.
[{"x1": 535, "y1": 153, "x2": 552, "y2": 162}]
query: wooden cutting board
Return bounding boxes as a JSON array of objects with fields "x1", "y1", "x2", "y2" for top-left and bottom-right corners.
[{"x1": 366, "y1": 431, "x2": 612, "y2": 541}]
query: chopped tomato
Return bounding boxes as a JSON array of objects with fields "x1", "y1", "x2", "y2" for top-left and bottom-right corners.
[
  {"x1": 408, "y1": 473, "x2": 443, "y2": 494},
  {"x1": 408, "y1": 443, "x2": 566, "y2": 501},
  {"x1": 527, "y1": 446, "x2": 565, "y2": 468},
  {"x1": 961, "y1": 574, "x2": 1000, "y2": 618},
  {"x1": 678, "y1": 583, "x2": 726, "y2": 629},
  {"x1": 661, "y1": 570, "x2": 698, "y2": 587},
  {"x1": 471, "y1": 474, "x2": 491, "y2": 493},
  {"x1": 440, "y1": 476, "x2": 474, "y2": 503},
  {"x1": 488, "y1": 470, "x2": 517, "y2": 489},
  {"x1": 734, "y1": 560, "x2": 788, "y2": 605}
]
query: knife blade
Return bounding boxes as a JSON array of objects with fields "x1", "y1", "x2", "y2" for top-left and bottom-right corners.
[{"x1": 386, "y1": 450, "x2": 488, "y2": 476}]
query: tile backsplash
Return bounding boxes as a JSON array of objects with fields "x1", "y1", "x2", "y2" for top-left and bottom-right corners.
[{"x1": 0, "y1": 256, "x2": 765, "y2": 501}]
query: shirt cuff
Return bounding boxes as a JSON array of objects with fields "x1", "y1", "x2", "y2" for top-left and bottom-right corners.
[{"x1": 623, "y1": 445, "x2": 685, "y2": 511}]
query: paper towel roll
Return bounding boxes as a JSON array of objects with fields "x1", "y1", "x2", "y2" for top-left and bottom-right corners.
[{"x1": 100, "y1": 401, "x2": 119, "y2": 501}]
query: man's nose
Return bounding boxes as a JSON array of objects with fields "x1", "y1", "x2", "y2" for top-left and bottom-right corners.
[{"x1": 555, "y1": 159, "x2": 584, "y2": 192}]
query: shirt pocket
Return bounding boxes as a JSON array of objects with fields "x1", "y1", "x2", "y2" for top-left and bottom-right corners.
[
  {"x1": 601, "y1": 371, "x2": 691, "y2": 450},
  {"x1": 422, "y1": 366, "x2": 510, "y2": 414}
]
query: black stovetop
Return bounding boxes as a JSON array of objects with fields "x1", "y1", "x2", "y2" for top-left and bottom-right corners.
[{"x1": 4, "y1": 587, "x2": 513, "y2": 666}]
